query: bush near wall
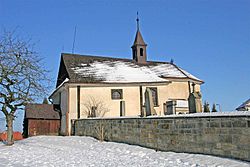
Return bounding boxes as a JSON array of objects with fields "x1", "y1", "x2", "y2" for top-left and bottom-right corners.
[{"x1": 74, "y1": 115, "x2": 250, "y2": 162}]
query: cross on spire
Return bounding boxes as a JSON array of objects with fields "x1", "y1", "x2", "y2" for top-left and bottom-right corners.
[
  {"x1": 136, "y1": 12, "x2": 139, "y2": 31},
  {"x1": 132, "y1": 12, "x2": 147, "y2": 64}
]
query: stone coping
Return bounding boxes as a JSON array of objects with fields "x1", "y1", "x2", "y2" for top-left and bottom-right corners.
[{"x1": 75, "y1": 111, "x2": 249, "y2": 121}]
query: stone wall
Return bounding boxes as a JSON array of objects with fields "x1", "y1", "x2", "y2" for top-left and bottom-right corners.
[{"x1": 73, "y1": 115, "x2": 250, "y2": 161}]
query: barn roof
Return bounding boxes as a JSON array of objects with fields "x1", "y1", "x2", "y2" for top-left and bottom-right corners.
[
  {"x1": 25, "y1": 104, "x2": 60, "y2": 120},
  {"x1": 56, "y1": 53, "x2": 203, "y2": 87}
]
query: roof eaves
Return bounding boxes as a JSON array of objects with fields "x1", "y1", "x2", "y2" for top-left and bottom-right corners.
[
  {"x1": 49, "y1": 78, "x2": 69, "y2": 99},
  {"x1": 161, "y1": 76, "x2": 204, "y2": 84},
  {"x1": 61, "y1": 80, "x2": 171, "y2": 87}
]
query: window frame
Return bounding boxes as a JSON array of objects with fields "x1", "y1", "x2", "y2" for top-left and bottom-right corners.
[
  {"x1": 148, "y1": 87, "x2": 158, "y2": 106},
  {"x1": 111, "y1": 89, "x2": 123, "y2": 100}
]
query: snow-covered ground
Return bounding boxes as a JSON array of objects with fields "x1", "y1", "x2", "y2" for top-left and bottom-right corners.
[{"x1": 0, "y1": 136, "x2": 248, "y2": 167}]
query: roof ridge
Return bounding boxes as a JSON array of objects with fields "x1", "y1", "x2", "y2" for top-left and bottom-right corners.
[
  {"x1": 62, "y1": 53, "x2": 131, "y2": 61},
  {"x1": 62, "y1": 53, "x2": 171, "y2": 64}
]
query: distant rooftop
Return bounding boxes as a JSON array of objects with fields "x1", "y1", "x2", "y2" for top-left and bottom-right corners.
[
  {"x1": 25, "y1": 104, "x2": 60, "y2": 120},
  {"x1": 236, "y1": 98, "x2": 250, "y2": 111}
]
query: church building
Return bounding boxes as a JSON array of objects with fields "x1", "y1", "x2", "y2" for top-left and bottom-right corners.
[{"x1": 49, "y1": 17, "x2": 204, "y2": 135}]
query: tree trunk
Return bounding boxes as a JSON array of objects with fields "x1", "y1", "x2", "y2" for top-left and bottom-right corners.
[{"x1": 6, "y1": 115, "x2": 14, "y2": 145}]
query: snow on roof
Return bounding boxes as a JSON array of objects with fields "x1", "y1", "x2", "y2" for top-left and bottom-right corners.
[
  {"x1": 57, "y1": 78, "x2": 69, "y2": 88},
  {"x1": 178, "y1": 68, "x2": 201, "y2": 81},
  {"x1": 236, "y1": 98, "x2": 250, "y2": 110},
  {"x1": 71, "y1": 60, "x2": 201, "y2": 83}
]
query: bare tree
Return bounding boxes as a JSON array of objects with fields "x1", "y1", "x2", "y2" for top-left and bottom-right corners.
[
  {"x1": 94, "y1": 120, "x2": 106, "y2": 142},
  {"x1": 82, "y1": 96, "x2": 110, "y2": 118},
  {"x1": 81, "y1": 96, "x2": 110, "y2": 142},
  {"x1": 0, "y1": 31, "x2": 50, "y2": 145}
]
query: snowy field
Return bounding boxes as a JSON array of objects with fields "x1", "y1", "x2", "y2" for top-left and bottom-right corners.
[{"x1": 0, "y1": 136, "x2": 249, "y2": 167}]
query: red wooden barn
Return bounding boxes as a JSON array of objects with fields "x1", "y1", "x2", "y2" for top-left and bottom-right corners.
[
  {"x1": 23, "y1": 104, "x2": 60, "y2": 137},
  {"x1": 0, "y1": 131, "x2": 23, "y2": 141}
]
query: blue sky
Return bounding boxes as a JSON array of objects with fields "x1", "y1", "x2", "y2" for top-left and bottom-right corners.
[{"x1": 0, "y1": 0, "x2": 250, "y2": 131}]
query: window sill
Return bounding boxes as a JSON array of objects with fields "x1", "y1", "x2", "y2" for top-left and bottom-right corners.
[{"x1": 142, "y1": 105, "x2": 159, "y2": 107}]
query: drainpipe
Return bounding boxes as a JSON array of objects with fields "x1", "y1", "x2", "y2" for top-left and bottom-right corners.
[
  {"x1": 139, "y1": 85, "x2": 143, "y2": 116},
  {"x1": 77, "y1": 86, "x2": 80, "y2": 119},
  {"x1": 188, "y1": 81, "x2": 191, "y2": 94}
]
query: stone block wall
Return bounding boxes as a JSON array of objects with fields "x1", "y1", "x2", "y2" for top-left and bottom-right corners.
[{"x1": 73, "y1": 116, "x2": 250, "y2": 161}]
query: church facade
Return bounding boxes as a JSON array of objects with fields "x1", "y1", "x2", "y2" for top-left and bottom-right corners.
[{"x1": 49, "y1": 20, "x2": 204, "y2": 135}]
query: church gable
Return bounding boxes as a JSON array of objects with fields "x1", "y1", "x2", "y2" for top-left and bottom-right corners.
[{"x1": 56, "y1": 55, "x2": 70, "y2": 87}]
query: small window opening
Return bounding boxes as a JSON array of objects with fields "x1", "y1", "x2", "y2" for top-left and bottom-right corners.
[
  {"x1": 111, "y1": 89, "x2": 123, "y2": 100},
  {"x1": 140, "y1": 48, "x2": 144, "y2": 56}
]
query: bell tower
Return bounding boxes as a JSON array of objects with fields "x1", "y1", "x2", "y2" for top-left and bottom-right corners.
[{"x1": 131, "y1": 12, "x2": 147, "y2": 64}]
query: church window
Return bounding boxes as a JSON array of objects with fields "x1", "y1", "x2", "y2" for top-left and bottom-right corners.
[
  {"x1": 140, "y1": 48, "x2": 143, "y2": 56},
  {"x1": 149, "y1": 87, "x2": 158, "y2": 106},
  {"x1": 111, "y1": 89, "x2": 123, "y2": 100}
]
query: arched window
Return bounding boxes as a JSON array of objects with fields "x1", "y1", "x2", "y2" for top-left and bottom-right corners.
[
  {"x1": 113, "y1": 91, "x2": 121, "y2": 99},
  {"x1": 111, "y1": 89, "x2": 123, "y2": 99},
  {"x1": 140, "y1": 48, "x2": 144, "y2": 56}
]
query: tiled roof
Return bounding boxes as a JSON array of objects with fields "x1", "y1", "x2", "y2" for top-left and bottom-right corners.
[
  {"x1": 25, "y1": 104, "x2": 60, "y2": 120},
  {"x1": 56, "y1": 53, "x2": 203, "y2": 87}
]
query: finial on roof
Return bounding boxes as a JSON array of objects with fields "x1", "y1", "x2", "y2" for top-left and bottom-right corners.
[
  {"x1": 136, "y1": 11, "x2": 139, "y2": 31},
  {"x1": 170, "y1": 58, "x2": 174, "y2": 64}
]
